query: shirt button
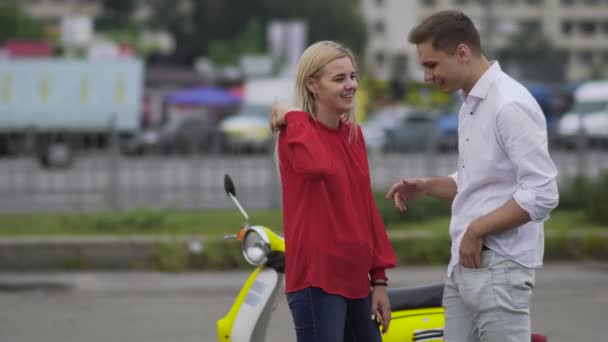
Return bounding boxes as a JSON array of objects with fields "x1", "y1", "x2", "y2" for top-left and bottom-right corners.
[
  {"x1": 470, "y1": 112, "x2": 474, "y2": 115},
  {"x1": 466, "y1": 138, "x2": 469, "y2": 141}
]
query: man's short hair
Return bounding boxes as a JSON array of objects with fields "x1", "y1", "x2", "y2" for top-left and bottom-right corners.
[{"x1": 408, "y1": 10, "x2": 482, "y2": 56}]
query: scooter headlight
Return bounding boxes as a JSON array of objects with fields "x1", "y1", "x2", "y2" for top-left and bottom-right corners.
[{"x1": 242, "y1": 227, "x2": 270, "y2": 265}]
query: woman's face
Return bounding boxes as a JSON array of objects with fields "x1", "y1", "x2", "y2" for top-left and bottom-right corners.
[{"x1": 310, "y1": 56, "x2": 358, "y2": 116}]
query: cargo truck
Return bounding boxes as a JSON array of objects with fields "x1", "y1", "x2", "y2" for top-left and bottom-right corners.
[{"x1": 0, "y1": 59, "x2": 144, "y2": 168}]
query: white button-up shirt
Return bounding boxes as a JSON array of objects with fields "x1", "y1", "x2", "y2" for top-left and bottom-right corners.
[{"x1": 447, "y1": 62, "x2": 559, "y2": 275}]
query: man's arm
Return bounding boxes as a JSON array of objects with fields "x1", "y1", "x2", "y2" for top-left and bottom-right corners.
[
  {"x1": 468, "y1": 199, "x2": 530, "y2": 238},
  {"x1": 419, "y1": 175, "x2": 458, "y2": 202},
  {"x1": 386, "y1": 174, "x2": 457, "y2": 212}
]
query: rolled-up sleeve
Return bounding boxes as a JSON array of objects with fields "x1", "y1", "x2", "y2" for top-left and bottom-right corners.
[
  {"x1": 496, "y1": 102, "x2": 559, "y2": 222},
  {"x1": 448, "y1": 171, "x2": 459, "y2": 188}
]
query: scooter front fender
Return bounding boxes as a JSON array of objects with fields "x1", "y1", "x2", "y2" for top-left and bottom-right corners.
[
  {"x1": 217, "y1": 266, "x2": 283, "y2": 342},
  {"x1": 381, "y1": 307, "x2": 444, "y2": 342}
]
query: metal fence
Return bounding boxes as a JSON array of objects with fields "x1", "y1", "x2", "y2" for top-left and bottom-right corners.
[{"x1": 0, "y1": 133, "x2": 606, "y2": 213}]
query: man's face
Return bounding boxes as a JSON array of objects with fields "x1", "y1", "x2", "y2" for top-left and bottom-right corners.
[{"x1": 416, "y1": 41, "x2": 466, "y2": 93}]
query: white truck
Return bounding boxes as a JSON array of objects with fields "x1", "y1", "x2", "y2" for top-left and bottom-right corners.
[{"x1": 0, "y1": 59, "x2": 144, "y2": 167}]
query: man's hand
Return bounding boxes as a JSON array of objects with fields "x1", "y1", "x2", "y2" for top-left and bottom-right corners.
[
  {"x1": 371, "y1": 285, "x2": 391, "y2": 334},
  {"x1": 385, "y1": 178, "x2": 427, "y2": 212},
  {"x1": 459, "y1": 221, "x2": 484, "y2": 269},
  {"x1": 270, "y1": 103, "x2": 300, "y2": 133}
]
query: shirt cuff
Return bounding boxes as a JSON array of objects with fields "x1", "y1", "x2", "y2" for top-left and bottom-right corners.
[
  {"x1": 285, "y1": 111, "x2": 310, "y2": 124},
  {"x1": 448, "y1": 172, "x2": 458, "y2": 188},
  {"x1": 370, "y1": 268, "x2": 387, "y2": 282},
  {"x1": 513, "y1": 188, "x2": 543, "y2": 222}
]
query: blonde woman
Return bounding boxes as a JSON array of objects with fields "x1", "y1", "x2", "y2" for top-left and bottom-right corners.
[{"x1": 271, "y1": 41, "x2": 396, "y2": 342}]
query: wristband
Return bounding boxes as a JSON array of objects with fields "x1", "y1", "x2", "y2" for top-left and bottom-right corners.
[{"x1": 371, "y1": 281, "x2": 388, "y2": 287}]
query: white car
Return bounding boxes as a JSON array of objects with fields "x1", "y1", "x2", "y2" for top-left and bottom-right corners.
[
  {"x1": 556, "y1": 81, "x2": 608, "y2": 147},
  {"x1": 219, "y1": 104, "x2": 273, "y2": 153},
  {"x1": 361, "y1": 105, "x2": 412, "y2": 152}
]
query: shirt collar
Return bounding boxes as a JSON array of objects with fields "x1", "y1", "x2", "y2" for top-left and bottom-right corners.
[{"x1": 466, "y1": 61, "x2": 502, "y2": 100}]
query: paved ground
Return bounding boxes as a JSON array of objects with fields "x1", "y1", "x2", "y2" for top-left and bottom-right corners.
[{"x1": 0, "y1": 262, "x2": 607, "y2": 342}]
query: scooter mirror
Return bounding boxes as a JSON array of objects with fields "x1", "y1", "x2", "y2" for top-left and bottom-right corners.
[
  {"x1": 224, "y1": 173, "x2": 249, "y2": 221},
  {"x1": 224, "y1": 174, "x2": 236, "y2": 196}
]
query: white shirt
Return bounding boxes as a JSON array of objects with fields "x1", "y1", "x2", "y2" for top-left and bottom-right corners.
[{"x1": 447, "y1": 62, "x2": 559, "y2": 275}]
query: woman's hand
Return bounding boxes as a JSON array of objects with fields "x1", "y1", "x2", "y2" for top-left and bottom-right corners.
[
  {"x1": 371, "y1": 285, "x2": 391, "y2": 333},
  {"x1": 270, "y1": 103, "x2": 300, "y2": 133}
]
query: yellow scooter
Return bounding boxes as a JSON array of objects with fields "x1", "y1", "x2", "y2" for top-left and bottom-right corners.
[{"x1": 217, "y1": 174, "x2": 547, "y2": 342}]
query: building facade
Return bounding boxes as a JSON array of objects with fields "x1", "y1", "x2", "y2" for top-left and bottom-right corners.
[{"x1": 361, "y1": 0, "x2": 608, "y2": 82}]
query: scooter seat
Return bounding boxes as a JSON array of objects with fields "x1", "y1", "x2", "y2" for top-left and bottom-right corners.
[{"x1": 388, "y1": 282, "x2": 444, "y2": 311}]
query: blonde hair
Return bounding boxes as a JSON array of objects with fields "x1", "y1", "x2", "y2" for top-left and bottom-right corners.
[
  {"x1": 294, "y1": 40, "x2": 358, "y2": 132},
  {"x1": 275, "y1": 41, "x2": 359, "y2": 181}
]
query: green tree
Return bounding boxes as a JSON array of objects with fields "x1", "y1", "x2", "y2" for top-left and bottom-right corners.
[
  {"x1": 0, "y1": 0, "x2": 43, "y2": 43},
  {"x1": 208, "y1": 19, "x2": 265, "y2": 67},
  {"x1": 97, "y1": 0, "x2": 137, "y2": 30},
  {"x1": 144, "y1": 0, "x2": 367, "y2": 65},
  {"x1": 261, "y1": 0, "x2": 368, "y2": 56},
  {"x1": 496, "y1": 30, "x2": 567, "y2": 83}
]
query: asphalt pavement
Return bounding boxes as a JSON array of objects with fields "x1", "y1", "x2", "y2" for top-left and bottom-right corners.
[{"x1": 1, "y1": 262, "x2": 607, "y2": 342}]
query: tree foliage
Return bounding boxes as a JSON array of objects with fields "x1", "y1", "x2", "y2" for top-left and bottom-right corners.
[
  {"x1": 145, "y1": 0, "x2": 367, "y2": 65},
  {"x1": 97, "y1": 0, "x2": 137, "y2": 30},
  {"x1": 496, "y1": 30, "x2": 567, "y2": 83},
  {"x1": 0, "y1": 0, "x2": 43, "y2": 44}
]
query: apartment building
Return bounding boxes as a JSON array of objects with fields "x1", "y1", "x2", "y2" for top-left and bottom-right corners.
[
  {"x1": 22, "y1": 0, "x2": 102, "y2": 21},
  {"x1": 361, "y1": 0, "x2": 608, "y2": 82}
]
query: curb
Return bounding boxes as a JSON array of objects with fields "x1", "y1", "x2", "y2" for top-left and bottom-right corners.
[{"x1": 0, "y1": 232, "x2": 607, "y2": 271}]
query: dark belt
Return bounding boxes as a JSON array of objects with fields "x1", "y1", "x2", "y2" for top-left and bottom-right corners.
[{"x1": 482, "y1": 244, "x2": 490, "y2": 251}]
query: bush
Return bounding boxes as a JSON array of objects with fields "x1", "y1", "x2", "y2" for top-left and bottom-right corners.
[
  {"x1": 60, "y1": 208, "x2": 169, "y2": 234},
  {"x1": 559, "y1": 172, "x2": 608, "y2": 225},
  {"x1": 557, "y1": 176, "x2": 592, "y2": 211},
  {"x1": 374, "y1": 192, "x2": 451, "y2": 226},
  {"x1": 587, "y1": 172, "x2": 608, "y2": 224}
]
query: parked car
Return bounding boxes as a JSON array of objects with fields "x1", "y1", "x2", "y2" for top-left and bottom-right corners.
[
  {"x1": 361, "y1": 105, "x2": 412, "y2": 152},
  {"x1": 435, "y1": 96, "x2": 462, "y2": 152},
  {"x1": 556, "y1": 80, "x2": 608, "y2": 148},
  {"x1": 218, "y1": 104, "x2": 273, "y2": 153},
  {"x1": 125, "y1": 114, "x2": 215, "y2": 155},
  {"x1": 382, "y1": 109, "x2": 438, "y2": 152}
]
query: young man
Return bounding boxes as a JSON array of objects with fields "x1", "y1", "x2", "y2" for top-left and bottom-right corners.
[{"x1": 386, "y1": 11, "x2": 559, "y2": 342}]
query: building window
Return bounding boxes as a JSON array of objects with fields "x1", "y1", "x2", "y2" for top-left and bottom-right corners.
[
  {"x1": 578, "y1": 50, "x2": 594, "y2": 64},
  {"x1": 602, "y1": 50, "x2": 608, "y2": 64},
  {"x1": 602, "y1": 22, "x2": 608, "y2": 35},
  {"x1": 454, "y1": 0, "x2": 469, "y2": 4},
  {"x1": 375, "y1": 51, "x2": 386, "y2": 66},
  {"x1": 560, "y1": 0, "x2": 575, "y2": 5},
  {"x1": 375, "y1": 0, "x2": 385, "y2": 6},
  {"x1": 562, "y1": 21, "x2": 573, "y2": 35},
  {"x1": 525, "y1": 0, "x2": 543, "y2": 5},
  {"x1": 580, "y1": 21, "x2": 597, "y2": 35},
  {"x1": 374, "y1": 20, "x2": 386, "y2": 35},
  {"x1": 583, "y1": 0, "x2": 599, "y2": 5},
  {"x1": 521, "y1": 20, "x2": 541, "y2": 33},
  {"x1": 420, "y1": 0, "x2": 437, "y2": 6}
]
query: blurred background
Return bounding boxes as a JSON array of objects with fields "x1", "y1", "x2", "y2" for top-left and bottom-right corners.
[
  {"x1": 0, "y1": 0, "x2": 608, "y2": 212},
  {"x1": 0, "y1": 2, "x2": 607, "y2": 341},
  {"x1": 0, "y1": 0, "x2": 606, "y2": 213}
]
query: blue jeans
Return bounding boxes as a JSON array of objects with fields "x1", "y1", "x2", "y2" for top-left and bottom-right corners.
[
  {"x1": 443, "y1": 250, "x2": 536, "y2": 342},
  {"x1": 286, "y1": 287, "x2": 381, "y2": 342}
]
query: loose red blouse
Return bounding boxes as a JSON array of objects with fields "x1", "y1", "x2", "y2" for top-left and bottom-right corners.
[{"x1": 278, "y1": 111, "x2": 396, "y2": 299}]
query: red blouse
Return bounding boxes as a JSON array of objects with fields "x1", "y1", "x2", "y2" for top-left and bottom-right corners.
[{"x1": 278, "y1": 111, "x2": 396, "y2": 299}]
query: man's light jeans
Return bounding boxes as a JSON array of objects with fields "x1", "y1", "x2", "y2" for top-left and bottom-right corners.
[{"x1": 443, "y1": 249, "x2": 536, "y2": 342}]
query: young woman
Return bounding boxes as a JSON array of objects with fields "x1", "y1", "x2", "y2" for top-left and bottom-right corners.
[{"x1": 271, "y1": 40, "x2": 396, "y2": 342}]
